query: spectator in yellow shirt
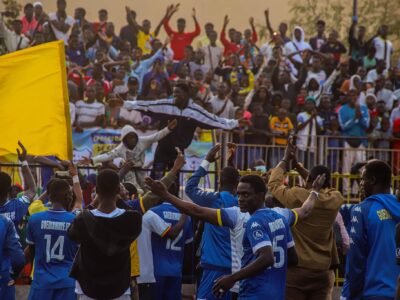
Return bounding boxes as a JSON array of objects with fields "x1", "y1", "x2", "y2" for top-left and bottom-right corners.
[{"x1": 270, "y1": 107, "x2": 294, "y2": 166}]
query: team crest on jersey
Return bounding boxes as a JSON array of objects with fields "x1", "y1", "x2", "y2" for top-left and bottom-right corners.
[
  {"x1": 253, "y1": 230, "x2": 264, "y2": 240},
  {"x1": 354, "y1": 206, "x2": 362, "y2": 212},
  {"x1": 250, "y1": 222, "x2": 261, "y2": 229},
  {"x1": 351, "y1": 216, "x2": 359, "y2": 223},
  {"x1": 350, "y1": 226, "x2": 356, "y2": 234}
]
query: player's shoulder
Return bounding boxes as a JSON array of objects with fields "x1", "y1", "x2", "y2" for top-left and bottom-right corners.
[{"x1": 0, "y1": 214, "x2": 12, "y2": 226}]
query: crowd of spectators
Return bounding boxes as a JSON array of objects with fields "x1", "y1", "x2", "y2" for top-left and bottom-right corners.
[{"x1": 2, "y1": 1, "x2": 400, "y2": 175}]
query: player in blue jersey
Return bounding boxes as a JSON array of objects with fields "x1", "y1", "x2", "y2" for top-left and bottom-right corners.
[
  {"x1": 185, "y1": 144, "x2": 240, "y2": 300},
  {"x1": 151, "y1": 202, "x2": 193, "y2": 300},
  {"x1": 0, "y1": 215, "x2": 25, "y2": 299},
  {"x1": 145, "y1": 173, "x2": 326, "y2": 300},
  {"x1": 26, "y1": 178, "x2": 78, "y2": 300},
  {"x1": 0, "y1": 141, "x2": 36, "y2": 227},
  {"x1": 0, "y1": 142, "x2": 36, "y2": 300},
  {"x1": 342, "y1": 160, "x2": 400, "y2": 300}
]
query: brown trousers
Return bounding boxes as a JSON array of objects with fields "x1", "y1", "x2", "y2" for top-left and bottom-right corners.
[{"x1": 286, "y1": 267, "x2": 335, "y2": 300}]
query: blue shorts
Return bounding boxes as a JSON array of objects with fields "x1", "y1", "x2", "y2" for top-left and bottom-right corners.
[
  {"x1": 154, "y1": 276, "x2": 182, "y2": 300},
  {"x1": 0, "y1": 284, "x2": 15, "y2": 300},
  {"x1": 28, "y1": 287, "x2": 76, "y2": 300},
  {"x1": 197, "y1": 269, "x2": 231, "y2": 300}
]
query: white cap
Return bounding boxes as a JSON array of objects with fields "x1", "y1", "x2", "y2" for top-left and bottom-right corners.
[
  {"x1": 33, "y1": 2, "x2": 43, "y2": 7},
  {"x1": 121, "y1": 125, "x2": 137, "y2": 140}
]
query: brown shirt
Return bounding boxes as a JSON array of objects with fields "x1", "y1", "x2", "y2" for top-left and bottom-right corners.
[{"x1": 268, "y1": 167, "x2": 344, "y2": 270}]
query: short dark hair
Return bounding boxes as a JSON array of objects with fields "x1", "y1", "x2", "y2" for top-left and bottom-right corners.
[
  {"x1": 175, "y1": 83, "x2": 190, "y2": 94},
  {"x1": 96, "y1": 169, "x2": 120, "y2": 197},
  {"x1": 308, "y1": 165, "x2": 331, "y2": 188},
  {"x1": 24, "y1": 3, "x2": 34, "y2": 10},
  {"x1": 0, "y1": 172, "x2": 12, "y2": 198},
  {"x1": 99, "y1": 9, "x2": 108, "y2": 15},
  {"x1": 239, "y1": 175, "x2": 267, "y2": 195},
  {"x1": 220, "y1": 167, "x2": 240, "y2": 187},
  {"x1": 48, "y1": 178, "x2": 70, "y2": 202},
  {"x1": 177, "y1": 18, "x2": 186, "y2": 23},
  {"x1": 364, "y1": 160, "x2": 392, "y2": 188},
  {"x1": 316, "y1": 20, "x2": 326, "y2": 26}
]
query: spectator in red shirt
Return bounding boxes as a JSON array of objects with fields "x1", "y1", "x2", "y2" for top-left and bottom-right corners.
[
  {"x1": 21, "y1": 3, "x2": 38, "y2": 37},
  {"x1": 163, "y1": 5, "x2": 200, "y2": 61},
  {"x1": 220, "y1": 15, "x2": 241, "y2": 56}
]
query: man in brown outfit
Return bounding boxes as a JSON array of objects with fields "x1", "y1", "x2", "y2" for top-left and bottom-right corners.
[{"x1": 268, "y1": 139, "x2": 344, "y2": 300}]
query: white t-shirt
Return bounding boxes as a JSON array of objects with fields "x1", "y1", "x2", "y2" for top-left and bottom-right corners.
[
  {"x1": 48, "y1": 12, "x2": 74, "y2": 45},
  {"x1": 137, "y1": 210, "x2": 171, "y2": 284},
  {"x1": 119, "y1": 107, "x2": 142, "y2": 125},
  {"x1": 373, "y1": 37, "x2": 393, "y2": 68},
  {"x1": 366, "y1": 69, "x2": 389, "y2": 84},
  {"x1": 75, "y1": 208, "x2": 131, "y2": 297},
  {"x1": 75, "y1": 100, "x2": 105, "y2": 124},
  {"x1": 209, "y1": 96, "x2": 235, "y2": 119},
  {"x1": 296, "y1": 112, "x2": 323, "y2": 152},
  {"x1": 307, "y1": 70, "x2": 327, "y2": 85},
  {"x1": 201, "y1": 45, "x2": 223, "y2": 71}
]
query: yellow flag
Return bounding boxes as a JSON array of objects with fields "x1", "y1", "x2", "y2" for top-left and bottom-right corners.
[{"x1": 0, "y1": 41, "x2": 72, "y2": 160}]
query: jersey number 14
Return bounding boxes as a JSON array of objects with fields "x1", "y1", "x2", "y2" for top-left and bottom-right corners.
[{"x1": 44, "y1": 235, "x2": 65, "y2": 262}]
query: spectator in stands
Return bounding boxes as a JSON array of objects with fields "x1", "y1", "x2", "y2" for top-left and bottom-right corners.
[
  {"x1": 309, "y1": 20, "x2": 327, "y2": 51},
  {"x1": 372, "y1": 25, "x2": 393, "y2": 69},
  {"x1": 375, "y1": 75, "x2": 397, "y2": 111},
  {"x1": 246, "y1": 103, "x2": 270, "y2": 163},
  {"x1": 75, "y1": 85, "x2": 106, "y2": 131},
  {"x1": 284, "y1": 26, "x2": 311, "y2": 66},
  {"x1": 366, "y1": 59, "x2": 388, "y2": 84},
  {"x1": 94, "y1": 8, "x2": 108, "y2": 33},
  {"x1": 220, "y1": 15, "x2": 241, "y2": 56},
  {"x1": 338, "y1": 89, "x2": 370, "y2": 196},
  {"x1": 270, "y1": 107, "x2": 294, "y2": 166},
  {"x1": 320, "y1": 30, "x2": 347, "y2": 66},
  {"x1": 370, "y1": 116, "x2": 392, "y2": 163},
  {"x1": 343, "y1": 160, "x2": 400, "y2": 299},
  {"x1": 296, "y1": 96, "x2": 323, "y2": 169},
  {"x1": 48, "y1": 0, "x2": 74, "y2": 45},
  {"x1": 268, "y1": 140, "x2": 344, "y2": 300},
  {"x1": 348, "y1": 18, "x2": 367, "y2": 74},
  {"x1": 163, "y1": 5, "x2": 200, "y2": 61},
  {"x1": 0, "y1": 17, "x2": 30, "y2": 52},
  {"x1": 0, "y1": 215, "x2": 24, "y2": 300},
  {"x1": 68, "y1": 169, "x2": 142, "y2": 300},
  {"x1": 119, "y1": 8, "x2": 137, "y2": 49},
  {"x1": 318, "y1": 94, "x2": 338, "y2": 131},
  {"x1": 66, "y1": 34, "x2": 87, "y2": 66},
  {"x1": 201, "y1": 30, "x2": 222, "y2": 71},
  {"x1": 21, "y1": 3, "x2": 37, "y2": 37},
  {"x1": 209, "y1": 82, "x2": 235, "y2": 119}
]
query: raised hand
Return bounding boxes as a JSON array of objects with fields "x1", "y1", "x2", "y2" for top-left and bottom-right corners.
[
  {"x1": 172, "y1": 147, "x2": 186, "y2": 171},
  {"x1": 167, "y1": 119, "x2": 178, "y2": 130},
  {"x1": 145, "y1": 176, "x2": 169, "y2": 197},
  {"x1": 312, "y1": 173, "x2": 326, "y2": 192},
  {"x1": 205, "y1": 143, "x2": 221, "y2": 163},
  {"x1": 192, "y1": 7, "x2": 196, "y2": 18},
  {"x1": 249, "y1": 17, "x2": 255, "y2": 27},
  {"x1": 264, "y1": 9, "x2": 269, "y2": 17},
  {"x1": 16, "y1": 141, "x2": 27, "y2": 161},
  {"x1": 223, "y1": 15, "x2": 230, "y2": 27},
  {"x1": 283, "y1": 136, "x2": 296, "y2": 161},
  {"x1": 63, "y1": 160, "x2": 78, "y2": 177}
]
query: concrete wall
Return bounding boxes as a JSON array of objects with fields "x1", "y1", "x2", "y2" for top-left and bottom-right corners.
[{"x1": 2, "y1": 0, "x2": 292, "y2": 39}]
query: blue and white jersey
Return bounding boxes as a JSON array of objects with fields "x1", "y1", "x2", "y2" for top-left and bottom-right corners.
[
  {"x1": 0, "y1": 215, "x2": 24, "y2": 284},
  {"x1": 0, "y1": 196, "x2": 30, "y2": 228},
  {"x1": 220, "y1": 207, "x2": 294, "y2": 300},
  {"x1": 185, "y1": 164, "x2": 239, "y2": 272},
  {"x1": 150, "y1": 203, "x2": 193, "y2": 277},
  {"x1": 26, "y1": 210, "x2": 78, "y2": 289}
]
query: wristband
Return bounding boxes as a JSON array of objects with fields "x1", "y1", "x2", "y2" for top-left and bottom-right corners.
[
  {"x1": 21, "y1": 161, "x2": 28, "y2": 167},
  {"x1": 72, "y1": 175, "x2": 80, "y2": 184},
  {"x1": 310, "y1": 190, "x2": 319, "y2": 198}
]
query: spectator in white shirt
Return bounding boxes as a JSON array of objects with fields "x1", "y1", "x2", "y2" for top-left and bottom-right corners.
[
  {"x1": 48, "y1": 0, "x2": 74, "y2": 45},
  {"x1": 201, "y1": 30, "x2": 222, "y2": 71},
  {"x1": 372, "y1": 25, "x2": 393, "y2": 69},
  {"x1": 209, "y1": 82, "x2": 235, "y2": 119},
  {"x1": 0, "y1": 18, "x2": 30, "y2": 52},
  {"x1": 374, "y1": 75, "x2": 397, "y2": 112},
  {"x1": 75, "y1": 86, "x2": 105, "y2": 131},
  {"x1": 69, "y1": 102, "x2": 76, "y2": 126},
  {"x1": 366, "y1": 60, "x2": 388, "y2": 84},
  {"x1": 307, "y1": 55, "x2": 327, "y2": 85}
]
